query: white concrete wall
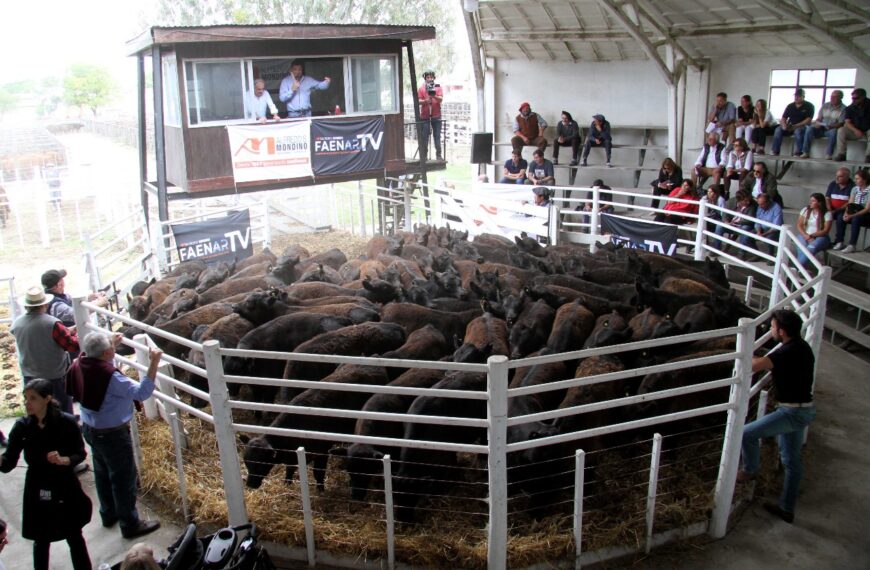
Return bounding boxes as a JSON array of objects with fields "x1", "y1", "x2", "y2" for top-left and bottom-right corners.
[{"x1": 489, "y1": 54, "x2": 869, "y2": 204}]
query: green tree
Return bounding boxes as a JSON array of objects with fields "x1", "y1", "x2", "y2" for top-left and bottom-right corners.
[
  {"x1": 63, "y1": 65, "x2": 115, "y2": 117},
  {"x1": 0, "y1": 88, "x2": 16, "y2": 119},
  {"x1": 146, "y1": 0, "x2": 458, "y2": 90}
]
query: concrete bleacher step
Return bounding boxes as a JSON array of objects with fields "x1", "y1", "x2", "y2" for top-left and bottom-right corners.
[
  {"x1": 828, "y1": 280, "x2": 870, "y2": 314},
  {"x1": 755, "y1": 152, "x2": 869, "y2": 169},
  {"x1": 824, "y1": 316, "x2": 870, "y2": 351}
]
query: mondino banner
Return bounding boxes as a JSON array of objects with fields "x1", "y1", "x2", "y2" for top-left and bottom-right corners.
[{"x1": 227, "y1": 120, "x2": 313, "y2": 183}]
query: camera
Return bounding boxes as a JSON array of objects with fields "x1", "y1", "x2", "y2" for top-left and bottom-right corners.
[{"x1": 426, "y1": 81, "x2": 437, "y2": 97}]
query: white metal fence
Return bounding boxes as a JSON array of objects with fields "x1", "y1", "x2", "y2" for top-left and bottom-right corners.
[{"x1": 67, "y1": 175, "x2": 829, "y2": 567}]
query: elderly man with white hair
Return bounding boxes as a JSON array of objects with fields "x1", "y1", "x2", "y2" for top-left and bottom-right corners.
[{"x1": 69, "y1": 331, "x2": 163, "y2": 540}]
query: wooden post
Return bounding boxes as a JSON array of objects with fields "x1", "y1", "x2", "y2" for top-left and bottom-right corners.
[
  {"x1": 295, "y1": 447, "x2": 316, "y2": 567},
  {"x1": 573, "y1": 449, "x2": 586, "y2": 570},
  {"x1": 710, "y1": 318, "x2": 755, "y2": 537},
  {"x1": 487, "y1": 355, "x2": 509, "y2": 570},
  {"x1": 201, "y1": 340, "x2": 249, "y2": 527},
  {"x1": 645, "y1": 433, "x2": 663, "y2": 554}
]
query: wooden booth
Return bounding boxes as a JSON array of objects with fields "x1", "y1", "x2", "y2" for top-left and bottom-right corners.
[{"x1": 127, "y1": 24, "x2": 445, "y2": 225}]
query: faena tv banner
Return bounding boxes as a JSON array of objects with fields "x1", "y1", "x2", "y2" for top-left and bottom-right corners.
[
  {"x1": 600, "y1": 213, "x2": 679, "y2": 256},
  {"x1": 227, "y1": 121, "x2": 313, "y2": 183},
  {"x1": 171, "y1": 210, "x2": 254, "y2": 265},
  {"x1": 311, "y1": 116, "x2": 385, "y2": 175}
]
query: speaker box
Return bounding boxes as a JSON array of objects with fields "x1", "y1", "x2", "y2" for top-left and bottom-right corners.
[{"x1": 471, "y1": 132, "x2": 493, "y2": 164}]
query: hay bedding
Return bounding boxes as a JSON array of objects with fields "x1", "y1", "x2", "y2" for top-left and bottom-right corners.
[{"x1": 126, "y1": 231, "x2": 776, "y2": 567}]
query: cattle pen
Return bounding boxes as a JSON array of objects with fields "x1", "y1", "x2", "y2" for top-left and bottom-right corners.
[{"x1": 69, "y1": 182, "x2": 829, "y2": 569}]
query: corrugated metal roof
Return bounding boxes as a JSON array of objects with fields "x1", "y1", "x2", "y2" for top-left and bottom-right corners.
[{"x1": 471, "y1": 0, "x2": 868, "y2": 63}]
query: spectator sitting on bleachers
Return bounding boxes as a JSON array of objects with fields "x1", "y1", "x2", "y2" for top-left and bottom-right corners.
[
  {"x1": 741, "y1": 161, "x2": 782, "y2": 207},
  {"x1": 578, "y1": 178, "x2": 614, "y2": 233},
  {"x1": 724, "y1": 138, "x2": 753, "y2": 197},
  {"x1": 750, "y1": 98, "x2": 777, "y2": 154},
  {"x1": 653, "y1": 179, "x2": 699, "y2": 225},
  {"x1": 650, "y1": 157, "x2": 683, "y2": 209},
  {"x1": 500, "y1": 150, "x2": 528, "y2": 185},
  {"x1": 692, "y1": 132, "x2": 726, "y2": 190},
  {"x1": 832, "y1": 168, "x2": 870, "y2": 253},
  {"x1": 580, "y1": 114, "x2": 612, "y2": 167},
  {"x1": 705, "y1": 92, "x2": 737, "y2": 147},
  {"x1": 753, "y1": 192, "x2": 783, "y2": 261},
  {"x1": 735, "y1": 95, "x2": 754, "y2": 143},
  {"x1": 701, "y1": 185, "x2": 726, "y2": 247},
  {"x1": 796, "y1": 192, "x2": 833, "y2": 266},
  {"x1": 713, "y1": 190, "x2": 757, "y2": 252},
  {"x1": 833, "y1": 88, "x2": 870, "y2": 163},
  {"x1": 809, "y1": 90, "x2": 846, "y2": 160},
  {"x1": 526, "y1": 149, "x2": 555, "y2": 186},
  {"x1": 511, "y1": 102, "x2": 548, "y2": 154},
  {"x1": 825, "y1": 167, "x2": 854, "y2": 230},
  {"x1": 772, "y1": 89, "x2": 815, "y2": 157},
  {"x1": 553, "y1": 111, "x2": 581, "y2": 166}
]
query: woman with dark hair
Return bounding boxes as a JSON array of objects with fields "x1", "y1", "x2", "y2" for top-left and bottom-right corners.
[
  {"x1": 796, "y1": 192, "x2": 833, "y2": 265},
  {"x1": 0, "y1": 379, "x2": 92, "y2": 570},
  {"x1": 734, "y1": 95, "x2": 755, "y2": 142},
  {"x1": 653, "y1": 178, "x2": 699, "y2": 225},
  {"x1": 750, "y1": 98, "x2": 776, "y2": 153},
  {"x1": 650, "y1": 157, "x2": 683, "y2": 209},
  {"x1": 553, "y1": 111, "x2": 581, "y2": 165},
  {"x1": 832, "y1": 168, "x2": 870, "y2": 254}
]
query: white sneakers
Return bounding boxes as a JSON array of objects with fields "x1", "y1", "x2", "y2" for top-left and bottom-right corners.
[
  {"x1": 841, "y1": 245, "x2": 856, "y2": 253},
  {"x1": 832, "y1": 242, "x2": 844, "y2": 250}
]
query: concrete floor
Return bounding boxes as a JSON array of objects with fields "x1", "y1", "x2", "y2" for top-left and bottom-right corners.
[{"x1": 0, "y1": 341, "x2": 867, "y2": 569}]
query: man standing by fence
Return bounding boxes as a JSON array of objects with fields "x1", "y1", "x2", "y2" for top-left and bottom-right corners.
[
  {"x1": 738, "y1": 309, "x2": 816, "y2": 523},
  {"x1": 11, "y1": 287, "x2": 78, "y2": 414},
  {"x1": 72, "y1": 331, "x2": 162, "y2": 539}
]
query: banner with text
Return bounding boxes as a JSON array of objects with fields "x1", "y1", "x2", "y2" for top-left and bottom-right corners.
[
  {"x1": 171, "y1": 210, "x2": 254, "y2": 266},
  {"x1": 600, "y1": 214, "x2": 679, "y2": 256},
  {"x1": 227, "y1": 121, "x2": 312, "y2": 183},
  {"x1": 311, "y1": 116, "x2": 385, "y2": 175}
]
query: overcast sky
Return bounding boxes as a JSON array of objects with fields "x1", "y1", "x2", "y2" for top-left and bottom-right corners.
[{"x1": 0, "y1": 0, "x2": 149, "y2": 84}]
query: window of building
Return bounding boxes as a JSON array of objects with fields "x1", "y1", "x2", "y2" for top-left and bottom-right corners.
[
  {"x1": 769, "y1": 68, "x2": 856, "y2": 118},
  {"x1": 179, "y1": 55, "x2": 399, "y2": 127}
]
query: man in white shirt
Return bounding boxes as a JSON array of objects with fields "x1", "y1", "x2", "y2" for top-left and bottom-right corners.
[
  {"x1": 692, "y1": 132, "x2": 726, "y2": 189},
  {"x1": 248, "y1": 79, "x2": 280, "y2": 123}
]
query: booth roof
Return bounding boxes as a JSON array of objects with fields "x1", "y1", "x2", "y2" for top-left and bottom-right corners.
[{"x1": 126, "y1": 23, "x2": 436, "y2": 56}]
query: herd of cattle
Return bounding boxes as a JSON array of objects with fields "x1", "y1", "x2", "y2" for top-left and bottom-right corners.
[{"x1": 120, "y1": 225, "x2": 760, "y2": 521}]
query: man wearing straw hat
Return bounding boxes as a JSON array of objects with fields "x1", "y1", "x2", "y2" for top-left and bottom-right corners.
[
  {"x1": 10, "y1": 286, "x2": 79, "y2": 414},
  {"x1": 73, "y1": 331, "x2": 162, "y2": 539}
]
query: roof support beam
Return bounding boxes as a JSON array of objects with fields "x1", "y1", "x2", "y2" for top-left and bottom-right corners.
[
  {"x1": 754, "y1": 0, "x2": 870, "y2": 69},
  {"x1": 462, "y1": 4, "x2": 487, "y2": 133},
  {"x1": 633, "y1": 0, "x2": 702, "y2": 70},
  {"x1": 596, "y1": 0, "x2": 675, "y2": 86},
  {"x1": 822, "y1": 0, "x2": 870, "y2": 22}
]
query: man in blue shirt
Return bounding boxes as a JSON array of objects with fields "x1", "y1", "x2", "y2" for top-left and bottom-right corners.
[
  {"x1": 771, "y1": 89, "x2": 815, "y2": 156},
  {"x1": 500, "y1": 150, "x2": 528, "y2": 184},
  {"x1": 753, "y1": 192, "x2": 783, "y2": 262},
  {"x1": 278, "y1": 60, "x2": 331, "y2": 118},
  {"x1": 75, "y1": 332, "x2": 161, "y2": 539}
]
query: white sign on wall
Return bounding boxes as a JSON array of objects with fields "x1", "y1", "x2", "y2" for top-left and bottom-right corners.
[{"x1": 227, "y1": 121, "x2": 313, "y2": 183}]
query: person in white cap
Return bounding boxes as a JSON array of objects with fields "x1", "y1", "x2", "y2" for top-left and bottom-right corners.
[{"x1": 10, "y1": 286, "x2": 79, "y2": 414}]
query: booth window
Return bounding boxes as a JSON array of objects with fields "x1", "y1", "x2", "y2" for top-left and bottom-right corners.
[
  {"x1": 185, "y1": 60, "x2": 247, "y2": 125},
  {"x1": 350, "y1": 56, "x2": 396, "y2": 113}
]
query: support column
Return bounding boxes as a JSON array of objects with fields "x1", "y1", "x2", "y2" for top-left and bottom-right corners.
[
  {"x1": 137, "y1": 53, "x2": 149, "y2": 228},
  {"x1": 150, "y1": 46, "x2": 169, "y2": 232}
]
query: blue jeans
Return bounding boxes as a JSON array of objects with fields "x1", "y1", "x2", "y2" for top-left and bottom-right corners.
[
  {"x1": 499, "y1": 177, "x2": 526, "y2": 184},
  {"x1": 421, "y1": 117, "x2": 442, "y2": 158},
  {"x1": 82, "y1": 424, "x2": 140, "y2": 531},
  {"x1": 773, "y1": 125, "x2": 811, "y2": 154},
  {"x1": 834, "y1": 212, "x2": 870, "y2": 246},
  {"x1": 742, "y1": 405, "x2": 816, "y2": 513},
  {"x1": 796, "y1": 234, "x2": 831, "y2": 265},
  {"x1": 714, "y1": 223, "x2": 754, "y2": 250},
  {"x1": 809, "y1": 126, "x2": 838, "y2": 157}
]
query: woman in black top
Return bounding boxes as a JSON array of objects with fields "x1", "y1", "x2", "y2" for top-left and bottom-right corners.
[
  {"x1": 0, "y1": 379, "x2": 92, "y2": 570},
  {"x1": 650, "y1": 157, "x2": 683, "y2": 210},
  {"x1": 553, "y1": 111, "x2": 581, "y2": 165}
]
